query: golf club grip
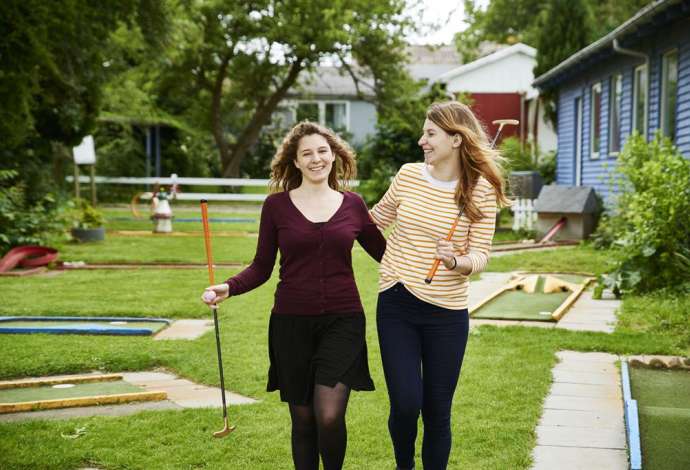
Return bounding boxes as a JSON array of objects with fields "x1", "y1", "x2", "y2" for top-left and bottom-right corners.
[
  {"x1": 424, "y1": 212, "x2": 462, "y2": 284},
  {"x1": 200, "y1": 200, "x2": 215, "y2": 285}
]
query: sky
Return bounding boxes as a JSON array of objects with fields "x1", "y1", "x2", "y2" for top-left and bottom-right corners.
[{"x1": 407, "y1": 0, "x2": 488, "y2": 45}]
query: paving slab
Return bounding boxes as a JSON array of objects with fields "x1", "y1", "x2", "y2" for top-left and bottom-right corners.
[
  {"x1": 154, "y1": 319, "x2": 214, "y2": 340},
  {"x1": 532, "y1": 446, "x2": 628, "y2": 470},
  {"x1": 548, "y1": 382, "x2": 621, "y2": 399},
  {"x1": 539, "y1": 409, "x2": 624, "y2": 429},
  {"x1": 531, "y1": 351, "x2": 626, "y2": 470},
  {"x1": 535, "y1": 424, "x2": 626, "y2": 449}
]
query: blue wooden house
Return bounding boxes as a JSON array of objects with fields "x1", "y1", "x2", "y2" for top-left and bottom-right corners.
[{"x1": 533, "y1": 0, "x2": 690, "y2": 201}]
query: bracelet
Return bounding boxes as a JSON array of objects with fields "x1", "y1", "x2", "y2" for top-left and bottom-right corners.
[{"x1": 450, "y1": 256, "x2": 457, "y2": 270}]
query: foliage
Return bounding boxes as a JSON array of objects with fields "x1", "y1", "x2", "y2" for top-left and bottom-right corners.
[
  {"x1": 0, "y1": 0, "x2": 169, "y2": 208},
  {"x1": 65, "y1": 199, "x2": 105, "y2": 230},
  {"x1": 593, "y1": 133, "x2": 690, "y2": 296},
  {"x1": 153, "y1": 0, "x2": 415, "y2": 178},
  {"x1": 357, "y1": 82, "x2": 454, "y2": 205},
  {"x1": 0, "y1": 170, "x2": 67, "y2": 255},
  {"x1": 500, "y1": 137, "x2": 556, "y2": 184}
]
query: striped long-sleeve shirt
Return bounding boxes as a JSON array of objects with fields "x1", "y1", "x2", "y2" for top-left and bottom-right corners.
[{"x1": 370, "y1": 162, "x2": 498, "y2": 310}]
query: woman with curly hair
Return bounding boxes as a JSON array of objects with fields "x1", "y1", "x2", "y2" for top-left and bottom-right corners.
[
  {"x1": 369, "y1": 101, "x2": 510, "y2": 470},
  {"x1": 202, "y1": 121, "x2": 385, "y2": 470}
]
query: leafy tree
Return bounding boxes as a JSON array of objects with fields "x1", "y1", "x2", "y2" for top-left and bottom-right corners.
[
  {"x1": 0, "y1": 0, "x2": 168, "y2": 200},
  {"x1": 158, "y1": 0, "x2": 414, "y2": 178}
]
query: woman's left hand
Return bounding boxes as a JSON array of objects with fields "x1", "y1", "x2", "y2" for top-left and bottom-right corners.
[{"x1": 436, "y1": 239, "x2": 464, "y2": 270}]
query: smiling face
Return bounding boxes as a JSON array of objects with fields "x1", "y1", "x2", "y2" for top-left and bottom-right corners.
[
  {"x1": 294, "y1": 133, "x2": 336, "y2": 185},
  {"x1": 418, "y1": 118, "x2": 461, "y2": 166}
]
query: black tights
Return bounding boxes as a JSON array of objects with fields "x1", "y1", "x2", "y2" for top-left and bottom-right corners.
[{"x1": 288, "y1": 382, "x2": 351, "y2": 470}]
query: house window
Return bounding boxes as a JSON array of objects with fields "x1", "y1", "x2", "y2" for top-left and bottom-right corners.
[
  {"x1": 296, "y1": 102, "x2": 319, "y2": 123},
  {"x1": 633, "y1": 64, "x2": 648, "y2": 137},
  {"x1": 609, "y1": 74, "x2": 622, "y2": 154},
  {"x1": 661, "y1": 50, "x2": 678, "y2": 141},
  {"x1": 294, "y1": 101, "x2": 349, "y2": 131},
  {"x1": 590, "y1": 83, "x2": 601, "y2": 159},
  {"x1": 325, "y1": 103, "x2": 347, "y2": 131}
]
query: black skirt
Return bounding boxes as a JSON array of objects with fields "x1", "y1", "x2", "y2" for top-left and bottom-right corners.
[{"x1": 267, "y1": 312, "x2": 375, "y2": 405}]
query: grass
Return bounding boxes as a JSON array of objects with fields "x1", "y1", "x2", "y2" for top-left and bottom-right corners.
[
  {"x1": 103, "y1": 208, "x2": 260, "y2": 233},
  {"x1": 1, "y1": 239, "x2": 688, "y2": 468},
  {"x1": 57, "y1": 235, "x2": 258, "y2": 264},
  {"x1": 486, "y1": 244, "x2": 614, "y2": 275}
]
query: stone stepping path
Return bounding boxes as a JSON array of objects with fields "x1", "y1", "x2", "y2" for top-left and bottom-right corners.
[
  {"x1": 154, "y1": 319, "x2": 214, "y2": 340},
  {"x1": 531, "y1": 351, "x2": 627, "y2": 470},
  {"x1": 0, "y1": 370, "x2": 256, "y2": 422}
]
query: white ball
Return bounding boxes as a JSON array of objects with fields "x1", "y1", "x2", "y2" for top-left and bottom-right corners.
[{"x1": 203, "y1": 290, "x2": 217, "y2": 302}]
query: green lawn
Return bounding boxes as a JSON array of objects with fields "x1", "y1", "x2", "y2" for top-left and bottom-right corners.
[
  {"x1": 57, "y1": 235, "x2": 258, "y2": 264},
  {"x1": 0, "y1": 243, "x2": 688, "y2": 469},
  {"x1": 103, "y1": 208, "x2": 260, "y2": 233}
]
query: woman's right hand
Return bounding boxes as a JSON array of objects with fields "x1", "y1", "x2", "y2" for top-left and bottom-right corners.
[{"x1": 201, "y1": 283, "x2": 230, "y2": 306}]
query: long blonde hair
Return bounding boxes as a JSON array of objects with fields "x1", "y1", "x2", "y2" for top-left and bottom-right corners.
[
  {"x1": 426, "y1": 101, "x2": 510, "y2": 222},
  {"x1": 269, "y1": 121, "x2": 357, "y2": 193}
]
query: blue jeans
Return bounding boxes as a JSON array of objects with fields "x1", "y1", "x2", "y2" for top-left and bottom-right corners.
[{"x1": 377, "y1": 283, "x2": 469, "y2": 470}]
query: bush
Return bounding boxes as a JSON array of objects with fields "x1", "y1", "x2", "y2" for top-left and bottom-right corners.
[
  {"x1": 0, "y1": 170, "x2": 68, "y2": 255},
  {"x1": 593, "y1": 133, "x2": 690, "y2": 296},
  {"x1": 66, "y1": 199, "x2": 105, "y2": 229},
  {"x1": 499, "y1": 137, "x2": 556, "y2": 184}
]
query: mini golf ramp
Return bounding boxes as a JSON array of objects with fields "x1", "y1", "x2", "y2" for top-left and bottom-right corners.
[
  {"x1": 0, "y1": 316, "x2": 171, "y2": 336},
  {"x1": 0, "y1": 374, "x2": 166, "y2": 414},
  {"x1": 470, "y1": 273, "x2": 594, "y2": 322}
]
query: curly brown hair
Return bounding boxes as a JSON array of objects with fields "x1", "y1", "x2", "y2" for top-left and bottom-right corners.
[
  {"x1": 426, "y1": 101, "x2": 511, "y2": 222},
  {"x1": 269, "y1": 121, "x2": 357, "y2": 193}
]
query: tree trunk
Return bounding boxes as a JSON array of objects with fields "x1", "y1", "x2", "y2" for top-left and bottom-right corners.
[
  {"x1": 210, "y1": 54, "x2": 232, "y2": 175},
  {"x1": 221, "y1": 59, "x2": 304, "y2": 178}
]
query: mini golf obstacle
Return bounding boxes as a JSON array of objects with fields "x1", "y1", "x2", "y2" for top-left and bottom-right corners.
[
  {"x1": 0, "y1": 374, "x2": 166, "y2": 414},
  {"x1": 470, "y1": 272, "x2": 594, "y2": 322},
  {"x1": 0, "y1": 316, "x2": 171, "y2": 335}
]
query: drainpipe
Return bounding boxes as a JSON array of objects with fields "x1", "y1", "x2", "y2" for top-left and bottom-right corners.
[{"x1": 612, "y1": 38, "x2": 648, "y2": 64}]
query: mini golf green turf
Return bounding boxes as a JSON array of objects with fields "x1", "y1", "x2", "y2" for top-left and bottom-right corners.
[
  {"x1": 471, "y1": 289, "x2": 570, "y2": 321},
  {"x1": 0, "y1": 320, "x2": 168, "y2": 331},
  {"x1": 0, "y1": 380, "x2": 144, "y2": 403},
  {"x1": 630, "y1": 367, "x2": 690, "y2": 470}
]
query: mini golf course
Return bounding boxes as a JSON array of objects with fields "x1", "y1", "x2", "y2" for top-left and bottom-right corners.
[
  {"x1": 0, "y1": 374, "x2": 166, "y2": 413},
  {"x1": 470, "y1": 272, "x2": 593, "y2": 322},
  {"x1": 0, "y1": 316, "x2": 171, "y2": 335},
  {"x1": 630, "y1": 366, "x2": 690, "y2": 470}
]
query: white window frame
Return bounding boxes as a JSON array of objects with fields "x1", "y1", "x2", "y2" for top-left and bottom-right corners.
[
  {"x1": 660, "y1": 49, "x2": 678, "y2": 140},
  {"x1": 633, "y1": 64, "x2": 648, "y2": 138},
  {"x1": 291, "y1": 100, "x2": 351, "y2": 132},
  {"x1": 608, "y1": 74, "x2": 623, "y2": 156},
  {"x1": 575, "y1": 97, "x2": 583, "y2": 186},
  {"x1": 590, "y1": 82, "x2": 602, "y2": 159}
]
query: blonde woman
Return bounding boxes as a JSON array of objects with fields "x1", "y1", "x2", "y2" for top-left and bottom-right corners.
[
  {"x1": 203, "y1": 122, "x2": 386, "y2": 470},
  {"x1": 370, "y1": 101, "x2": 510, "y2": 470}
]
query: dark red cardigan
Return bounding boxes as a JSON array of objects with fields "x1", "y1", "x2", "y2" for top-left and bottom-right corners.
[{"x1": 225, "y1": 191, "x2": 386, "y2": 315}]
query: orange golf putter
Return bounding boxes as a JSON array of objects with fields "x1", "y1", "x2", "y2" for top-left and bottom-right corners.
[{"x1": 201, "y1": 199, "x2": 236, "y2": 437}]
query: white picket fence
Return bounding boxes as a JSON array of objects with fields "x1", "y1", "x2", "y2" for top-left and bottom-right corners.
[
  {"x1": 511, "y1": 198, "x2": 537, "y2": 231},
  {"x1": 66, "y1": 174, "x2": 359, "y2": 202}
]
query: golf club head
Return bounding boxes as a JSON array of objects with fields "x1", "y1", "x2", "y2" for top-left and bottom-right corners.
[
  {"x1": 492, "y1": 119, "x2": 520, "y2": 126},
  {"x1": 213, "y1": 418, "x2": 236, "y2": 438}
]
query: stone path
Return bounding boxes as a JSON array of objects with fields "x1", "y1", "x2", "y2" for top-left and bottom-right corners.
[
  {"x1": 531, "y1": 351, "x2": 628, "y2": 470},
  {"x1": 154, "y1": 319, "x2": 214, "y2": 340},
  {"x1": 0, "y1": 370, "x2": 256, "y2": 422}
]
